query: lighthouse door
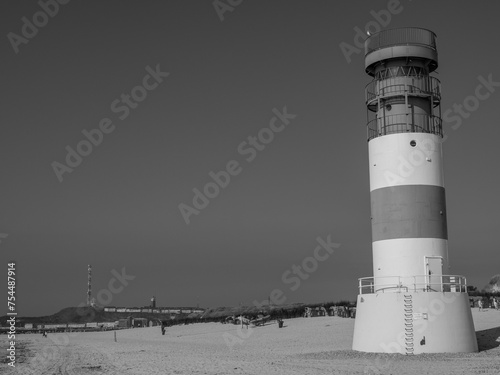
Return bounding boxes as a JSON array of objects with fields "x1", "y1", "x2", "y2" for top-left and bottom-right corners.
[{"x1": 425, "y1": 256, "x2": 443, "y2": 292}]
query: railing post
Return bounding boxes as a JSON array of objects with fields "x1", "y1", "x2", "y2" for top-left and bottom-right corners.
[{"x1": 404, "y1": 90, "x2": 409, "y2": 131}]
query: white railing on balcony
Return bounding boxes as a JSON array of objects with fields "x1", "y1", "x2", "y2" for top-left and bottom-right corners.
[
  {"x1": 358, "y1": 275, "x2": 468, "y2": 295},
  {"x1": 367, "y1": 113, "x2": 442, "y2": 141},
  {"x1": 365, "y1": 27, "x2": 437, "y2": 56},
  {"x1": 365, "y1": 76, "x2": 441, "y2": 106}
]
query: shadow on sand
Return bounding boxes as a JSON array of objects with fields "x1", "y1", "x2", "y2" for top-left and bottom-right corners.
[{"x1": 476, "y1": 326, "x2": 500, "y2": 351}]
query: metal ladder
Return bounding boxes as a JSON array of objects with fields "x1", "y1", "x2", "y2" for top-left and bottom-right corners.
[{"x1": 404, "y1": 294, "x2": 414, "y2": 355}]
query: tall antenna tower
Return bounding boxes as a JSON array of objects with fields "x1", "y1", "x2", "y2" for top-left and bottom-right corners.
[{"x1": 87, "y1": 264, "x2": 92, "y2": 306}]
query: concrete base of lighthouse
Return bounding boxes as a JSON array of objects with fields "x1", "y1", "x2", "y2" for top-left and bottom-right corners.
[{"x1": 352, "y1": 292, "x2": 478, "y2": 354}]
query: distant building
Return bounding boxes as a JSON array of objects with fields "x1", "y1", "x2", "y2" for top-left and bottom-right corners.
[{"x1": 132, "y1": 318, "x2": 148, "y2": 328}]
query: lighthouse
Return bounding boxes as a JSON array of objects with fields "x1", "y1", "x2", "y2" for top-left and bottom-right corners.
[{"x1": 352, "y1": 28, "x2": 477, "y2": 354}]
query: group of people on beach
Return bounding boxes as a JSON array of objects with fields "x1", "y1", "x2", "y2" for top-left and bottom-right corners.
[{"x1": 478, "y1": 297, "x2": 499, "y2": 311}]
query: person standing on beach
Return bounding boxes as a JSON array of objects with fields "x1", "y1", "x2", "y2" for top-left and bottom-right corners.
[
  {"x1": 478, "y1": 299, "x2": 483, "y2": 312},
  {"x1": 494, "y1": 298, "x2": 499, "y2": 311}
]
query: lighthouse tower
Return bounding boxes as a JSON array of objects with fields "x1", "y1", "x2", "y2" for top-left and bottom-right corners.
[{"x1": 352, "y1": 28, "x2": 477, "y2": 354}]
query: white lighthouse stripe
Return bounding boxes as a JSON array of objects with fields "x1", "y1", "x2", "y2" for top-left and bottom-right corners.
[
  {"x1": 372, "y1": 237, "x2": 448, "y2": 281},
  {"x1": 369, "y1": 133, "x2": 444, "y2": 191}
]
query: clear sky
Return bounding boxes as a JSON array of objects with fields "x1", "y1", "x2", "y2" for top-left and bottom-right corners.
[{"x1": 1, "y1": 0, "x2": 499, "y2": 317}]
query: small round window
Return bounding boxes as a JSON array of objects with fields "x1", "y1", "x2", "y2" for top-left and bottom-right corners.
[{"x1": 410, "y1": 140, "x2": 416, "y2": 147}]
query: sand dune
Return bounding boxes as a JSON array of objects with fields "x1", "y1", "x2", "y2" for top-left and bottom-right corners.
[{"x1": 3, "y1": 309, "x2": 500, "y2": 375}]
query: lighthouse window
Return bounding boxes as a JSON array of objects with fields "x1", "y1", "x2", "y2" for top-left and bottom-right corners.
[{"x1": 410, "y1": 140, "x2": 416, "y2": 147}]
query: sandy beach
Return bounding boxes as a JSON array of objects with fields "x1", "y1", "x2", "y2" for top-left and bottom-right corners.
[{"x1": 3, "y1": 309, "x2": 500, "y2": 375}]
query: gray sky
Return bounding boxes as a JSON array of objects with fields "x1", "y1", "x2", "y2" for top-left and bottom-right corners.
[{"x1": 1, "y1": 0, "x2": 499, "y2": 316}]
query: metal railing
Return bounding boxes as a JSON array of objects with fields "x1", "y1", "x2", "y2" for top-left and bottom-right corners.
[
  {"x1": 365, "y1": 76, "x2": 441, "y2": 106},
  {"x1": 365, "y1": 27, "x2": 437, "y2": 56},
  {"x1": 367, "y1": 113, "x2": 442, "y2": 141},
  {"x1": 358, "y1": 275, "x2": 468, "y2": 295}
]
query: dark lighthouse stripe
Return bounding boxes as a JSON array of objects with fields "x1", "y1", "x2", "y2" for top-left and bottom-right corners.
[{"x1": 370, "y1": 184, "x2": 447, "y2": 242}]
